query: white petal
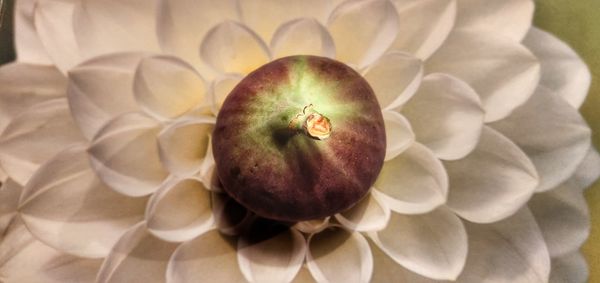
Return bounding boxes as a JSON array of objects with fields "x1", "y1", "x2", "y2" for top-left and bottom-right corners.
[
  {"x1": 523, "y1": 27, "x2": 592, "y2": 109},
  {"x1": 88, "y1": 112, "x2": 168, "y2": 197},
  {"x1": 67, "y1": 52, "x2": 145, "y2": 139},
  {"x1": 390, "y1": 0, "x2": 456, "y2": 59},
  {"x1": 374, "y1": 143, "x2": 447, "y2": 214},
  {"x1": 210, "y1": 74, "x2": 243, "y2": 116},
  {"x1": 491, "y1": 86, "x2": 591, "y2": 192},
  {"x1": 307, "y1": 228, "x2": 373, "y2": 283},
  {"x1": 335, "y1": 192, "x2": 390, "y2": 232},
  {"x1": 73, "y1": 0, "x2": 160, "y2": 59},
  {"x1": 549, "y1": 252, "x2": 588, "y2": 283},
  {"x1": 427, "y1": 30, "x2": 540, "y2": 122},
  {"x1": 166, "y1": 229, "x2": 247, "y2": 283},
  {"x1": 146, "y1": 178, "x2": 214, "y2": 243},
  {"x1": 211, "y1": 192, "x2": 253, "y2": 236},
  {"x1": 134, "y1": 56, "x2": 208, "y2": 120},
  {"x1": 328, "y1": 0, "x2": 399, "y2": 69},
  {"x1": 444, "y1": 126, "x2": 538, "y2": 223},
  {"x1": 0, "y1": 99, "x2": 85, "y2": 185},
  {"x1": 457, "y1": 208, "x2": 550, "y2": 283},
  {"x1": 156, "y1": 0, "x2": 239, "y2": 77},
  {"x1": 293, "y1": 218, "x2": 331, "y2": 235},
  {"x1": 570, "y1": 147, "x2": 600, "y2": 191},
  {"x1": 238, "y1": 225, "x2": 306, "y2": 283},
  {"x1": 363, "y1": 52, "x2": 423, "y2": 110},
  {"x1": 382, "y1": 111, "x2": 415, "y2": 161},
  {"x1": 291, "y1": 265, "x2": 317, "y2": 283},
  {"x1": 529, "y1": 182, "x2": 589, "y2": 258},
  {"x1": 271, "y1": 18, "x2": 335, "y2": 59},
  {"x1": 96, "y1": 222, "x2": 179, "y2": 283},
  {"x1": 19, "y1": 145, "x2": 146, "y2": 258},
  {"x1": 0, "y1": 63, "x2": 66, "y2": 133},
  {"x1": 369, "y1": 207, "x2": 467, "y2": 280},
  {"x1": 0, "y1": 179, "x2": 21, "y2": 233},
  {"x1": 201, "y1": 21, "x2": 271, "y2": 75},
  {"x1": 369, "y1": 239, "x2": 439, "y2": 283},
  {"x1": 454, "y1": 0, "x2": 534, "y2": 42},
  {"x1": 13, "y1": 0, "x2": 52, "y2": 64},
  {"x1": 34, "y1": 0, "x2": 81, "y2": 73},
  {"x1": 158, "y1": 116, "x2": 215, "y2": 177},
  {"x1": 401, "y1": 73, "x2": 484, "y2": 160}
]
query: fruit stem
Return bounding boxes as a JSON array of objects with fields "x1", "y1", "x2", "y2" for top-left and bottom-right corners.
[{"x1": 288, "y1": 104, "x2": 332, "y2": 140}]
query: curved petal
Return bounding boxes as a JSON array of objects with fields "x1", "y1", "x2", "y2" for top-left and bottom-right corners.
[
  {"x1": 96, "y1": 222, "x2": 179, "y2": 283},
  {"x1": 19, "y1": 145, "x2": 146, "y2": 258},
  {"x1": 271, "y1": 18, "x2": 335, "y2": 60},
  {"x1": 134, "y1": 56, "x2": 208, "y2": 120},
  {"x1": 88, "y1": 112, "x2": 168, "y2": 197},
  {"x1": 327, "y1": 0, "x2": 399, "y2": 69},
  {"x1": 549, "y1": 252, "x2": 588, "y2": 283},
  {"x1": 374, "y1": 143, "x2": 447, "y2": 214},
  {"x1": 389, "y1": 0, "x2": 456, "y2": 59},
  {"x1": 291, "y1": 265, "x2": 317, "y2": 283},
  {"x1": 211, "y1": 192, "x2": 253, "y2": 236},
  {"x1": 306, "y1": 228, "x2": 373, "y2": 283},
  {"x1": 335, "y1": 192, "x2": 390, "y2": 232},
  {"x1": 369, "y1": 239, "x2": 439, "y2": 283},
  {"x1": 156, "y1": 0, "x2": 239, "y2": 77},
  {"x1": 166, "y1": 229, "x2": 247, "y2": 283},
  {"x1": 427, "y1": 30, "x2": 540, "y2": 122},
  {"x1": 14, "y1": 0, "x2": 52, "y2": 64},
  {"x1": 0, "y1": 99, "x2": 85, "y2": 185},
  {"x1": 34, "y1": 0, "x2": 81, "y2": 73},
  {"x1": 293, "y1": 218, "x2": 330, "y2": 234},
  {"x1": 401, "y1": 73, "x2": 484, "y2": 160},
  {"x1": 146, "y1": 178, "x2": 214, "y2": 243},
  {"x1": 369, "y1": 207, "x2": 467, "y2": 280},
  {"x1": 67, "y1": 52, "x2": 145, "y2": 139},
  {"x1": 454, "y1": 0, "x2": 534, "y2": 42},
  {"x1": 382, "y1": 111, "x2": 415, "y2": 161},
  {"x1": 457, "y1": 208, "x2": 550, "y2": 283},
  {"x1": 491, "y1": 86, "x2": 592, "y2": 192},
  {"x1": 570, "y1": 147, "x2": 600, "y2": 191},
  {"x1": 529, "y1": 181, "x2": 589, "y2": 258},
  {"x1": 363, "y1": 52, "x2": 423, "y2": 110},
  {"x1": 523, "y1": 27, "x2": 592, "y2": 109},
  {"x1": 200, "y1": 21, "x2": 271, "y2": 75},
  {"x1": 444, "y1": 126, "x2": 538, "y2": 223},
  {"x1": 238, "y1": 224, "x2": 306, "y2": 283},
  {"x1": 0, "y1": 179, "x2": 21, "y2": 233},
  {"x1": 0, "y1": 63, "x2": 66, "y2": 133},
  {"x1": 210, "y1": 74, "x2": 243, "y2": 116}
]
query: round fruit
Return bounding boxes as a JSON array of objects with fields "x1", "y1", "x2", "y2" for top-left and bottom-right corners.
[{"x1": 213, "y1": 55, "x2": 386, "y2": 222}]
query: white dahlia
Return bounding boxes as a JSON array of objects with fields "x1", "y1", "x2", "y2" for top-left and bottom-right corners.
[{"x1": 0, "y1": 0, "x2": 598, "y2": 282}]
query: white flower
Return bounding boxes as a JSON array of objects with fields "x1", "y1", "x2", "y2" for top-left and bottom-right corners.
[{"x1": 0, "y1": 0, "x2": 598, "y2": 282}]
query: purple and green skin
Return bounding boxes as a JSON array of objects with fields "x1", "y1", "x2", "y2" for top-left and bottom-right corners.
[{"x1": 213, "y1": 55, "x2": 386, "y2": 222}]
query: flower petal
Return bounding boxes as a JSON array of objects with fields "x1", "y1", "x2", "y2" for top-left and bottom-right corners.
[
  {"x1": 201, "y1": 21, "x2": 271, "y2": 75},
  {"x1": 523, "y1": 27, "x2": 591, "y2": 109},
  {"x1": 0, "y1": 63, "x2": 66, "y2": 133},
  {"x1": 19, "y1": 145, "x2": 146, "y2": 258},
  {"x1": 157, "y1": 116, "x2": 215, "y2": 177},
  {"x1": 306, "y1": 227, "x2": 373, "y2": 283},
  {"x1": 0, "y1": 179, "x2": 21, "y2": 233},
  {"x1": 13, "y1": 0, "x2": 52, "y2": 64},
  {"x1": 328, "y1": 0, "x2": 399, "y2": 69},
  {"x1": 271, "y1": 18, "x2": 335, "y2": 60},
  {"x1": 211, "y1": 192, "x2": 253, "y2": 236},
  {"x1": 134, "y1": 55, "x2": 208, "y2": 120},
  {"x1": 369, "y1": 239, "x2": 439, "y2": 283},
  {"x1": 210, "y1": 74, "x2": 244, "y2": 116},
  {"x1": 335, "y1": 192, "x2": 390, "y2": 232},
  {"x1": 146, "y1": 178, "x2": 214, "y2": 243},
  {"x1": 427, "y1": 30, "x2": 540, "y2": 122},
  {"x1": 571, "y1": 147, "x2": 600, "y2": 191},
  {"x1": 293, "y1": 218, "x2": 330, "y2": 234},
  {"x1": 491, "y1": 86, "x2": 592, "y2": 192},
  {"x1": 390, "y1": 0, "x2": 456, "y2": 59},
  {"x1": 0, "y1": 99, "x2": 85, "y2": 185},
  {"x1": 166, "y1": 229, "x2": 247, "y2": 282},
  {"x1": 454, "y1": 0, "x2": 534, "y2": 42},
  {"x1": 96, "y1": 222, "x2": 178, "y2": 283},
  {"x1": 457, "y1": 208, "x2": 550, "y2": 283},
  {"x1": 549, "y1": 252, "x2": 588, "y2": 283},
  {"x1": 67, "y1": 52, "x2": 145, "y2": 139},
  {"x1": 374, "y1": 142, "x2": 447, "y2": 214},
  {"x1": 382, "y1": 111, "x2": 415, "y2": 161},
  {"x1": 88, "y1": 112, "x2": 168, "y2": 197},
  {"x1": 369, "y1": 207, "x2": 467, "y2": 280},
  {"x1": 363, "y1": 52, "x2": 423, "y2": 110},
  {"x1": 444, "y1": 126, "x2": 538, "y2": 223},
  {"x1": 238, "y1": 222, "x2": 306, "y2": 283},
  {"x1": 401, "y1": 73, "x2": 484, "y2": 160}
]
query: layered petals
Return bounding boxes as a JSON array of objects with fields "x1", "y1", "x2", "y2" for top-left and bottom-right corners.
[
  {"x1": 209, "y1": 74, "x2": 243, "y2": 115},
  {"x1": 335, "y1": 192, "x2": 391, "y2": 232},
  {"x1": 0, "y1": 179, "x2": 21, "y2": 233},
  {"x1": 549, "y1": 252, "x2": 588, "y2": 283},
  {"x1": 382, "y1": 111, "x2": 415, "y2": 161},
  {"x1": 271, "y1": 18, "x2": 336, "y2": 60},
  {"x1": 13, "y1": 0, "x2": 52, "y2": 64}
]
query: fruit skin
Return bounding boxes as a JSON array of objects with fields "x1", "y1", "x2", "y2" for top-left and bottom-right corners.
[{"x1": 213, "y1": 55, "x2": 386, "y2": 222}]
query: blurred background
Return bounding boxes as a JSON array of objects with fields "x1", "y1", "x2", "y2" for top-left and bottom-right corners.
[{"x1": 1, "y1": 0, "x2": 599, "y2": 280}]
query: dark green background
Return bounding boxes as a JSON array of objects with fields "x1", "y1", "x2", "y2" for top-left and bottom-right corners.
[{"x1": 1, "y1": 0, "x2": 599, "y2": 279}]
